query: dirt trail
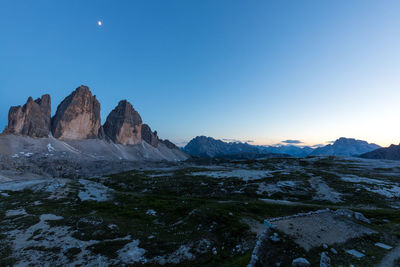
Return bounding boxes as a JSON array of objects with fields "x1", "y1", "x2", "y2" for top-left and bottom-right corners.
[{"x1": 378, "y1": 242, "x2": 400, "y2": 267}]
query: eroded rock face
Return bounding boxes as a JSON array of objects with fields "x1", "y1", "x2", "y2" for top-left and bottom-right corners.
[
  {"x1": 103, "y1": 100, "x2": 143, "y2": 145},
  {"x1": 3, "y1": 94, "x2": 51, "y2": 138},
  {"x1": 51, "y1": 86, "x2": 101, "y2": 140},
  {"x1": 141, "y1": 124, "x2": 159, "y2": 147}
]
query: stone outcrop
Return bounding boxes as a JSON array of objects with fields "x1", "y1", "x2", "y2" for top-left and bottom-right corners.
[
  {"x1": 103, "y1": 100, "x2": 143, "y2": 145},
  {"x1": 51, "y1": 86, "x2": 101, "y2": 140},
  {"x1": 160, "y1": 139, "x2": 178, "y2": 149},
  {"x1": 3, "y1": 94, "x2": 51, "y2": 138},
  {"x1": 141, "y1": 124, "x2": 159, "y2": 147}
]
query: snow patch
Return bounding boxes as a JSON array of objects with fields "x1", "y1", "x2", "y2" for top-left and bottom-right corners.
[{"x1": 47, "y1": 143, "x2": 55, "y2": 152}]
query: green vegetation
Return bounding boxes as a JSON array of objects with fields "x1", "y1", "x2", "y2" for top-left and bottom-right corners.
[{"x1": 1, "y1": 156, "x2": 399, "y2": 265}]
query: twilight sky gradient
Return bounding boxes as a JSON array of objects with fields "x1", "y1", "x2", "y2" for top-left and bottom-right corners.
[{"x1": 1, "y1": 1, "x2": 399, "y2": 147}]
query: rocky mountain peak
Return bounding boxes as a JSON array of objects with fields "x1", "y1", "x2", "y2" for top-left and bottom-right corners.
[
  {"x1": 51, "y1": 85, "x2": 101, "y2": 140},
  {"x1": 103, "y1": 100, "x2": 143, "y2": 145},
  {"x1": 310, "y1": 137, "x2": 380, "y2": 156},
  {"x1": 3, "y1": 94, "x2": 51, "y2": 138},
  {"x1": 2, "y1": 85, "x2": 178, "y2": 151}
]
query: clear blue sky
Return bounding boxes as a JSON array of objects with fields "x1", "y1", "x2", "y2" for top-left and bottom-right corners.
[{"x1": 1, "y1": 0, "x2": 399, "y2": 147}]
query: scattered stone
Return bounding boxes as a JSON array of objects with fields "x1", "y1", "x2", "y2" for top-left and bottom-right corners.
[
  {"x1": 146, "y1": 209, "x2": 157, "y2": 216},
  {"x1": 291, "y1": 257, "x2": 310, "y2": 267},
  {"x1": 354, "y1": 212, "x2": 370, "y2": 224},
  {"x1": 270, "y1": 233, "x2": 280, "y2": 242},
  {"x1": 330, "y1": 248, "x2": 337, "y2": 254},
  {"x1": 6, "y1": 208, "x2": 27, "y2": 217},
  {"x1": 375, "y1": 242, "x2": 392, "y2": 250},
  {"x1": 346, "y1": 249, "x2": 365, "y2": 259},
  {"x1": 383, "y1": 219, "x2": 390, "y2": 223},
  {"x1": 335, "y1": 209, "x2": 354, "y2": 218},
  {"x1": 320, "y1": 252, "x2": 331, "y2": 267},
  {"x1": 117, "y1": 239, "x2": 146, "y2": 263},
  {"x1": 108, "y1": 224, "x2": 118, "y2": 230},
  {"x1": 323, "y1": 244, "x2": 328, "y2": 249},
  {"x1": 264, "y1": 220, "x2": 275, "y2": 229}
]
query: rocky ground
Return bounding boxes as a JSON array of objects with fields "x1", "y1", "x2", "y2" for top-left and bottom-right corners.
[{"x1": 0, "y1": 155, "x2": 400, "y2": 266}]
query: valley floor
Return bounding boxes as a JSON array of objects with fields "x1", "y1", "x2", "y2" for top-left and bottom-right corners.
[{"x1": 0, "y1": 156, "x2": 400, "y2": 266}]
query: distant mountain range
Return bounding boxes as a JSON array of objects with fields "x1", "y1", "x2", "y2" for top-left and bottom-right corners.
[
  {"x1": 360, "y1": 144, "x2": 400, "y2": 160},
  {"x1": 183, "y1": 136, "x2": 382, "y2": 158},
  {"x1": 310, "y1": 137, "x2": 380, "y2": 157},
  {"x1": 182, "y1": 136, "x2": 260, "y2": 158},
  {"x1": 258, "y1": 145, "x2": 314, "y2": 157}
]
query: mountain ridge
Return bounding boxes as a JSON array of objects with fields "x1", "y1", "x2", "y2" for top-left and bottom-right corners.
[
  {"x1": 359, "y1": 144, "x2": 400, "y2": 160},
  {"x1": 183, "y1": 136, "x2": 311, "y2": 158},
  {"x1": 310, "y1": 137, "x2": 380, "y2": 156},
  {"x1": 183, "y1": 136, "x2": 382, "y2": 158},
  {"x1": 1, "y1": 85, "x2": 186, "y2": 162}
]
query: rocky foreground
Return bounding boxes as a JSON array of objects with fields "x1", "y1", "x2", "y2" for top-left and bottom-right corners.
[{"x1": 0, "y1": 156, "x2": 399, "y2": 266}]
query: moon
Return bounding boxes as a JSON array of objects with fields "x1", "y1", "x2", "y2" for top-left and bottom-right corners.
[{"x1": 97, "y1": 20, "x2": 102, "y2": 26}]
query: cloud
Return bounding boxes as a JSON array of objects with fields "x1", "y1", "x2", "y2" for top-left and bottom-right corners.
[
  {"x1": 222, "y1": 139, "x2": 254, "y2": 143},
  {"x1": 281, "y1": 139, "x2": 303, "y2": 144}
]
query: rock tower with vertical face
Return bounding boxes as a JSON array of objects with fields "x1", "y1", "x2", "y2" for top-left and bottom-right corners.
[
  {"x1": 51, "y1": 86, "x2": 102, "y2": 140},
  {"x1": 103, "y1": 100, "x2": 144, "y2": 145},
  {"x1": 2, "y1": 85, "x2": 181, "y2": 152},
  {"x1": 3, "y1": 94, "x2": 51, "y2": 138},
  {"x1": 141, "y1": 124, "x2": 159, "y2": 147}
]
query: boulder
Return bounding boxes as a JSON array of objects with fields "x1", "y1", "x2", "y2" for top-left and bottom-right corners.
[
  {"x1": 103, "y1": 100, "x2": 143, "y2": 145},
  {"x1": 335, "y1": 209, "x2": 354, "y2": 218},
  {"x1": 354, "y1": 212, "x2": 371, "y2": 224},
  {"x1": 3, "y1": 94, "x2": 51, "y2": 138},
  {"x1": 51, "y1": 86, "x2": 102, "y2": 140},
  {"x1": 292, "y1": 257, "x2": 310, "y2": 267},
  {"x1": 141, "y1": 124, "x2": 159, "y2": 147}
]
